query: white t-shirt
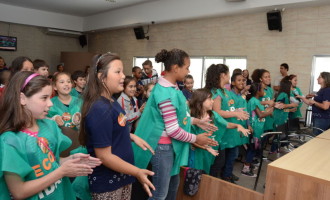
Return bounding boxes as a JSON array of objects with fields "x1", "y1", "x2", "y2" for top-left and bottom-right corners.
[{"x1": 274, "y1": 75, "x2": 285, "y2": 87}]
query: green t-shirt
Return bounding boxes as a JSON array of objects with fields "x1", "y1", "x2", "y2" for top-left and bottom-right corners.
[
  {"x1": 231, "y1": 90, "x2": 249, "y2": 145},
  {"x1": 189, "y1": 111, "x2": 228, "y2": 174},
  {"x1": 247, "y1": 97, "x2": 265, "y2": 139},
  {"x1": 133, "y1": 83, "x2": 191, "y2": 176},
  {"x1": 0, "y1": 140, "x2": 11, "y2": 200},
  {"x1": 47, "y1": 96, "x2": 82, "y2": 131},
  {"x1": 273, "y1": 92, "x2": 290, "y2": 127},
  {"x1": 0, "y1": 119, "x2": 75, "y2": 200},
  {"x1": 70, "y1": 88, "x2": 82, "y2": 98},
  {"x1": 290, "y1": 87, "x2": 303, "y2": 119},
  {"x1": 212, "y1": 88, "x2": 241, "y2": 148},
  {"x1": 260, "y1": 86, "x2": 274, "y2": 131}
]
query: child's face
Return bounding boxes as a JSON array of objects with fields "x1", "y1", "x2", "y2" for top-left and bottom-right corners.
[
  {"x1": 124, "y1": 80, "x2": 137, "y2": 98},
  {"x1": 221, "y1": 72, "x2": 230, "y2": 85},
  {"x1": 143, "y1": 64, "x2": 153, "y2": 75},
  {"x1": 232, "y1": 75, "x2": 244, "y2": 91},
  {"x1": 203, "y1": 96, "x2": 214, "y2": 111},
  {"x1": 35, "y1": 66, "x2": 49, "y2": 77},
  {"x1": 103, "y1": 60, "x2": 125, "y2": 94},
  {"x1": 260, "y1": 72, "x2": 271, "y2": 86},
  {"x1": 21, "y1": 61, "x2": 34, "y2": 72},
  {"x1": 21, "y1": 85, "x2": 53, "y2": 120},
  {"x1": 184, "y1": 78, "x2": 194, "y2": 91},
  {"x1": 75, "y1": 77, "x2": 87, "y2": 89},
  {"x1": 133, "y1": 68, "x2": 142, "y2": 79},
  {"x1": 176, "y1": 57, "x2": 190, "y2": 81},
  {"x1": 58, "y1": 65, "x2": 64, "y2": 72},
  {"x1": 54, "y1": 74, "x2": 72, "y2": 95},
  {"x1": 145, "y1": 85, "x2": 154, "y2": 98},
  {"x1": 290, "y1": 77, "x2": 297, "y2": 87}
]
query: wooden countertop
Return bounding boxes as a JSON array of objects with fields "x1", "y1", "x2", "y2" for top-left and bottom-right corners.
[
  {"x1": 316, "y1": 128, "x2": 330, "y2": 140},
  {"x1": 268, "y1": 137, "x2": 330, "y2": 185}
]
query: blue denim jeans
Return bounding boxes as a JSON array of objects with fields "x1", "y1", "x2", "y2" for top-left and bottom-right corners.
[
  {"x1": 222, "y1": 146, "x2": 239, "y2": 178},
  {"x1": 148, "y1": 144, "x2": 180, "y2": 200},
  {"x1": 313, "y1": 117, "x2": 330, "y2": 136}
]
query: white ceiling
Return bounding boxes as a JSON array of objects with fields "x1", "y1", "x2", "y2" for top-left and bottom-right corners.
[
  {"x1": 0, "y1": 0, "x2": 330, "y2": 32},
  {"x1": 0, "y1": 0, "x2": 157, "y2": 17}
]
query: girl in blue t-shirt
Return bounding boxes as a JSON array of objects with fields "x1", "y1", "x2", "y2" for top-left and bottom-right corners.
[
  {"x1": 0, "y1": 71, "x2": 100, "y2": 200},
  {"x1": 79, "y1": 53, "x2": 155, "y2": 199}
]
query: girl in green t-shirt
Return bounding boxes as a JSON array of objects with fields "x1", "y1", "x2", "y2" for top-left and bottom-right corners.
[
  {"x1": 270, "y1": 78, "x2": 299, "y2": 153},
  {"x1": 251, "y1": 69, "x2": 277, "y2": 132},
  {"x1": 205, "y1": 64, "x2": 250, "y2": 183},
  {"x1": 288, "y1": 74, "x2": 303, "y2": 120},
  {"x1": 241, "y1": 83, "x2": 273, "y2": 177},
  {"x1": 48, "y1": 72, "x2": 82, "y2": 131},
  {"x1": 0, "y1": 71, "x2": 101, "y2": 200},
  {"x1": 188, "y1": 89, "x2": 250, "y2": 174}
]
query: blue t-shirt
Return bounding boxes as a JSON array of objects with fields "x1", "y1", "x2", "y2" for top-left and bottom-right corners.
[
  {"x1": 85, "y1": 96, "x2": 135, "y2": 193},
  {"x1": 182, "y1": 88, "x2": 193, "y2": 100},
  {"x1": 312, "y1": 87, "x2": 330, "y2": 119}
]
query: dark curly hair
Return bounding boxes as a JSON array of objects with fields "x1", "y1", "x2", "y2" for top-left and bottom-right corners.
[
  {"x1": 251, "y1": 69, "x2": 269, "y2": 83},
  {"x1": 155, "y1": 49, "x2": 189, "y2": 71},
  {"x1": 204, "y1": 64, "x2": 229, "y2": 91}
]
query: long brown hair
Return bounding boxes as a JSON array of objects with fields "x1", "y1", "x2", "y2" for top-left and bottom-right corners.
[
  {"x1": 79, "y1": 52, "x2": 121, "y2": 146},
  {"x1": 189, "y1": 88, "x2": 213, "y2": 120},
  {"x1": 0, "y1": 71, "x2": 51, "y2": 134}
]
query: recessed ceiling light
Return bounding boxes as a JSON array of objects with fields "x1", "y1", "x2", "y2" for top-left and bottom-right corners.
[{"x1": 105, "y1": 0, "x2": 116, "y2": 2}]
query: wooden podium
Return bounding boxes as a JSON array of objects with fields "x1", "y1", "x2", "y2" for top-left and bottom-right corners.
[
  {"x1": 177, "y1": 129, "x2": 330, "y2": 200},
  {"x1": 264, "y1": 130, "x2": 330, "y2": 200}
]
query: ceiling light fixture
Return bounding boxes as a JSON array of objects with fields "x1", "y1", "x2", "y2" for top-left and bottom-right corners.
[{"x1": 105, "y1": 0, "x2": 116, "y2": 2}]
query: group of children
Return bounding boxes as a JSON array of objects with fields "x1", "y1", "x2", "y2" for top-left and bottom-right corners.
[{"x1": 0, "y1": 50, "x2": 305, "y2": 200}]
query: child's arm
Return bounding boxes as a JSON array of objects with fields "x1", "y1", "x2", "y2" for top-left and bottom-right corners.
[
  {"x1": 5, "y1": 158, "x2": 93, "y2": 200},
  {"x1": 226, "y1": 123, "x2": 250, "y2": 136},
  {"x1": 213, "y1": 96, "x2": 249, "y2": 120},
  {"x1": 260, "y1": 99, "x2": 275, "y2": 107},
  {"x1": 94, "y1": 146, "x2": 155, "y2": 196},
  {"x1": 255, "y1": 106, "x2": 273, "y2": 118}
]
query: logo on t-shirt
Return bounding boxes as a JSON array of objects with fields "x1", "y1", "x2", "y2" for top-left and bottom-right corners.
[{"x1": 118, "y1": 113, "x2": 127, "y2": 127}]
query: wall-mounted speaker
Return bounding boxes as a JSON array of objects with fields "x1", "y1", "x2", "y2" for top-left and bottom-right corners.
[
  {"x1": 134, "y1": 27, "x2": 146, "y2": 40},
  {"x1": 267, "y1": 11, "x2": 282, "y2": 32},
  {"x1": 79, "y1": 35, "x2": 87, "y2": 47}
]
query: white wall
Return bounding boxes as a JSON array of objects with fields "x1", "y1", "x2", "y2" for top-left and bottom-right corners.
[{"x1": 0, "y1": 3, "x2": 84, "y2": 31}]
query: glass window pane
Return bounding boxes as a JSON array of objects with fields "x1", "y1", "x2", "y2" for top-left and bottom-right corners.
[
  {"x1": 312, "y1": 56, "x2": 330, "y2": 92},
  {"x1": 189, "y1": 57, "x2": 203, "y2": 89},
  {"x1": 225, "y1": 58, "x2": 247, "y2": 79}
]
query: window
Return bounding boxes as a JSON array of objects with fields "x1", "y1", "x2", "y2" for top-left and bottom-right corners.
[
  {"x1": 133, "y1": 56, "x2": 247, "y2": 89},
  {"x1": 311, "y1": 56, "x2": 330, "y2": 92}
]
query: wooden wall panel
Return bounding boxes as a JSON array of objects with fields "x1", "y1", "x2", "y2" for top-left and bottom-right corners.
[{"x1": 176, "y1": 169, "x2": 264, "y2": 200}]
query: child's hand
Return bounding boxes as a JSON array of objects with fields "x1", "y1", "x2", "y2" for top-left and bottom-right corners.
[
  {"x1": 248, "y1": 125, "x2": 253, "y2": 134},
  {"x1": 58, "y1": 157, "x2": 93, "y2": 177},
  {"x1": 196, "y1": 118, "x2": 218, "y2": 132},
  {"x1": 237, "y1": 125, "x2": 250, "y2": 137},
  {"x1": 274, "y1": 102, "x2": 284, "y2": 109},
  {"x1": 205, "y1": 146, "x2": 219, "y2": 156},
  {"x1": 54, "y1": 115, "x2": 64, "y2": 126},
  {"x1": 130, "y1": 134, "x2": 155, "y2": 155},
  {"x1": 196, "y1": 133, "x2": 218, "y2": 146},
  {"x1": 140, "y1": 103, "x2": 146, "y2": 113},
  {"x1": 71, "y1": 153, "x2": 102, "y2": 168},
  {"x1": 135, "y1": 169, "x2": 155, "y2": 197},
  {"x1": 235, "y1": 110, "x2": 249, "y2": 120}
]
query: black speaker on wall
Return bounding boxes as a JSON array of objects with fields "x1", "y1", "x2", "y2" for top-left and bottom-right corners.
[
  {"x1": 134, "y1": 26, "x2": 146, "y2": 39},
  {"x1": 267, "y1": 10, "x2": 282, "y2": 32},
  {"x1": 79, "y1": 35, "x2": 87, "y2": 47}
]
